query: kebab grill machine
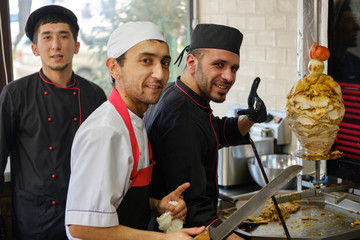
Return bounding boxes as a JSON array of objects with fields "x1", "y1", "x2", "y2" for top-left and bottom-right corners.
[{"x1": 218, "y1": 43, "x2": 360, "y2": 239}]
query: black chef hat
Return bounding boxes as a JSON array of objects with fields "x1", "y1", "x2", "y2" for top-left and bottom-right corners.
[
  {"x1": 25, "y1": 5, "x2": 79, "y2": 42},
  {"x1": 174, "y1": 23, "x2": 243, "y2": 66}
]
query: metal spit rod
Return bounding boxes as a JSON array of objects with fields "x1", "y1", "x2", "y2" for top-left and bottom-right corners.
[
  {"x1": 275, "y1": 182, "x2": 358, "y2": 204},
  {"x1": 249, "y1": 137, "x2": 292, "y2": 240}
]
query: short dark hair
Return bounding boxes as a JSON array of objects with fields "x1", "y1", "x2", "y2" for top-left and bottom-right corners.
[
  {"x1": 110, "y1": 53, "x2": 126, "y2": 85},
  {"x1": 116, "y1": 54, "x2": 126, "y2": 67},
  {"x1": 189, "y1": 49, "x2": 206, "y2": 61},
  {"x1": 33, "y1": 14, "x2": 78, "y2": 44}
]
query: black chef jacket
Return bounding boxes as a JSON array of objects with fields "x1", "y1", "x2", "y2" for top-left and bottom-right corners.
[
  {"x1": 144, "y1": 78, "x2": 250, "y2": 228},
  {"x1": 0, "y1": 70, "x2": 107, "y2": 240}
]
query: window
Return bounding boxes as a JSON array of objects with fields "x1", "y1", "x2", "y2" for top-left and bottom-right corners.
[
  {"x1": 327, "y1": 0, "x2": 360, "y2": 181},
  {"x1": 10, "y1": 0, "x2": 191, "y2": 95}
]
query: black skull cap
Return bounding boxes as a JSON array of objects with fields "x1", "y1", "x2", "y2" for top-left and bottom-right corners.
[
  {"x1": 174, "y1": 23, "x2": 243, "y2": 66},
  {"x1": 25, "y1": 5, "x2": 79, "y2": 42},
  {"x1": 189, "y1": 23, "x2": 243, "y2": 55}
]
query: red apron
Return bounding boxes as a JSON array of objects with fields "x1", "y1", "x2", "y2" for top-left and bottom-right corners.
[{"x1": 108, "y1": 88, "x2": 155, "y2": 229}]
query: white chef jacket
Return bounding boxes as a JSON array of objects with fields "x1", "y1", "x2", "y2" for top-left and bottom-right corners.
[{"x1": 65, "y1": 101, "x2": 150, "y2": 239}]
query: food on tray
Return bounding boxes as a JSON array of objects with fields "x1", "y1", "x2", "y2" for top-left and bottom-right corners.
[
  {"x1": 350, "y1": 219, "x2": 360, "y2": 227},
  {"x1": 286, "y1": 42, "x2": 345, "y2": 157},
  {"x1": 244, "y1": 215, "x2": 269, "y2": 224},
  {"x1": 245, "y1": 200, "x2": 301, "y2": 224},
  {"x1": 259, "y1": 200, "x2": 301, "y2": 222}
]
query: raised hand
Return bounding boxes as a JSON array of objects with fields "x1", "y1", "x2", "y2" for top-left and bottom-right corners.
[{"x1": 238, "y1": 77, "x2": 267, "y2": 123}]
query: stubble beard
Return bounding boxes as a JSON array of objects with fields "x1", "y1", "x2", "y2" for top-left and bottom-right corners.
[
  {"x1": 47, "y1": 62, "x2": 70, "y2": 71},
  {"x1": 195, "y1": 62, "x2": 227, "y2": 103}
]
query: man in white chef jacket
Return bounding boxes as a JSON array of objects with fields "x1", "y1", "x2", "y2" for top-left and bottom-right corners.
[{"x1": 65, "y1": 21, "x2": 205, "y2": 240}]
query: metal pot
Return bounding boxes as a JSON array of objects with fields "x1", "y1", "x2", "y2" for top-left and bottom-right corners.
[
  {"x1": 248, "y1": 154, "x2": 299, "y2": 189},
  {"x1": 218, "y1": 137, "x2": 274, "y2": 187}
]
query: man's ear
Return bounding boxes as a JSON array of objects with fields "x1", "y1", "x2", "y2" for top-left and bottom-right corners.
[
  {"x1": 31, "y1": 43, "x2": 40, "y2": 56},
  {"x1": 74, "y1": 41, "x2": 80, "y2": 54},
  {"x1": 186, "y1": 54, "x2": 197, "y2": 75},
  {"x1": 106, "y1": 58, "x2": 121, "y2": 79}
]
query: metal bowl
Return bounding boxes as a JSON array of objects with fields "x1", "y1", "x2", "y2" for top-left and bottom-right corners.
[{"x1": 248, "y1": 154, "x2": 299, "y2": 189}]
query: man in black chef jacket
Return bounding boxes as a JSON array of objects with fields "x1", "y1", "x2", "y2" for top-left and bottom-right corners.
[
  {"x1": 144, "y1": 24, "x2": 267, "y2": 239},
  {"x1": 0, "y1": 5, "x2": 106, "y2": 240}
]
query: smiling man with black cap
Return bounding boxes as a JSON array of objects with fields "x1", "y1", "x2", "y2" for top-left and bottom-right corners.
[
  {"x1": 144, "y1": 23, "x2": 267, "y2": 239},
  {"x1": 0, "y1": 5, "x2": 106, "y2": 240}
]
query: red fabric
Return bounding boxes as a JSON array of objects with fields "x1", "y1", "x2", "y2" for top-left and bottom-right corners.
[
  {"x1": 109, "y1": 88, "x2": 140, "y2": 179},
  {"x1": 108, "y1": 88, "x2": 155, "y2": 187}
]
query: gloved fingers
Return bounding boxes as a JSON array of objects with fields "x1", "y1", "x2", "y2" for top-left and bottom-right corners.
[
  {"x1": 250, "y1": 99, "x2": 267, "y2": 123},
  {"x1": 239, "y1": 77, "x2": 267, "y2": 123},
  {"x1": 253, "y1": 97, "x2": 263, "y2": 112},
  {"x1": 250, "y1": 77, "x2": 261, "y2": 94},
  {"x1": 237, "y1": 109, "x2": 251, "y2": 116},
  {"x1": 248, "y1": 77, "x2": 261, "y2": 107}
]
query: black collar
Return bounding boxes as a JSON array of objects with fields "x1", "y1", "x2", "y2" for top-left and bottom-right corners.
[
  {"x1": 39, "y1": 69, "x2": 76, "y2": 87},
  {"x1": 175, "y1": 77, "x2": 211, "y2": 111}
]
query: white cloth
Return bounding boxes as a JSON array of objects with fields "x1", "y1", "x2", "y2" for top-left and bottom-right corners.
[
  {"x1": 107, "y1": 21, "x2": 166, "y2": 59},
  {"x1": 65, "y1": 101, "x2": 150, "y2": 239},
  {"x1": 157, "y1": 201, "x2": 184, "y2": 233}
]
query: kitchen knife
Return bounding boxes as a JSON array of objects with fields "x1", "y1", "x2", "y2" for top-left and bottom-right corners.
[{"x1": 194, "y1": 164, "x2": 303, "y2": 240}]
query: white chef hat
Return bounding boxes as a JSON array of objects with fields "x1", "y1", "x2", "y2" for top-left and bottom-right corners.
[{"x1": 107, "y1": 21, "x2": 166, "y2": 59}]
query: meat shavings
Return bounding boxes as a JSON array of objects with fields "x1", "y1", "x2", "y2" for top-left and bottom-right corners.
[
  {"x1": 301, "y1": 216, "x2": 318, "y2": 221},
  {"x1": 286, "y1": 43, "x2": 345, "y2": 157},
  {"x1": 350, "y1": 219, "x2": 360, "y2": 228},
  {"x1": 245, "y1": 200, "x2": 301, "y2": 224}
]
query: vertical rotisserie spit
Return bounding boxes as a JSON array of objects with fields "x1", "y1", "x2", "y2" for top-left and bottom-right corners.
[{"x1": 286, "y1": 43, "x2": 345, "y2": 158}]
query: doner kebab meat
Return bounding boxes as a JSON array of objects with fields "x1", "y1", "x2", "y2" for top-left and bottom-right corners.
[{"x1": 286, "y1": 43, "x2": 345, "y2": 156}]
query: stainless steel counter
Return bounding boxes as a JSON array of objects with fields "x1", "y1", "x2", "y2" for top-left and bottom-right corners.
[{"x1": 219, "y1": 182, "x2": 261, "y2": 202}]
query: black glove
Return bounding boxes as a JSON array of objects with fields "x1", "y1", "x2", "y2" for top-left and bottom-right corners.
[{"x1": 237, "y1": 77, "x2": 267, "y2": 123}]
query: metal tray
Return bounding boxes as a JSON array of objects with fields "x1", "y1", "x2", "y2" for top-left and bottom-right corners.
[{"x1": 221, "y1": 194, "x2": 360, "y2": 239}]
